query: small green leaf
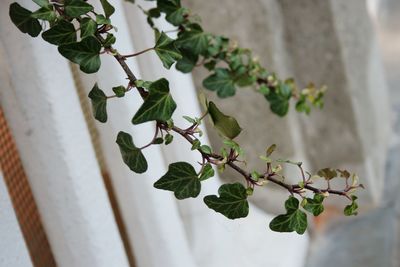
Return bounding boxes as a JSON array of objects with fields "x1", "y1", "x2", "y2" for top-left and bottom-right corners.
[
  {"x1": 266, "y1": 144, "x2": 276, "y2": 157},
  {"x1": 200, "y1": 145, "x2": 212, "y2": 154},
  {"x1": 112, "y1": 86, "x2": 126, "y2": 97},
  {"x1": 154, "y1": 162, "x2": 201, "y2": 199},
  {"x1": 88, "y1": 83, "x2": 107, "y2": 123},
  {"x1": 64, "y1": 0, "x2": 93, "y2": 18},
  {"x1": 9, "y1": 3, "x2": 42, "y2": 37},
  {"x1": 166, "y1": 7, "x2": 188, "y2": 26},
  {"x1": 58, "y1": 36, "x2": 101, "y2": 73},
  {"x1": 154, "y1": 32, "x2": 182, "y2": 69},
  {"x1": 344, "y1": 195, "x2": 358, "y2": 216},
  {"x1": 269, "y1": 196, "x2": 308, "y2": 234},
  {"x1": 303, "y1": 194, "x2": 324, "y2": 216},
  {"x1": 31, "y1": 7, "x2": 56, "y2": 22},
  {"x1": 199, "y1": 163, "x2": 214, "y2": 181},
  {"x1": 191, "y1": 139, "x2": 201, "y2": 150},
  {"x1": 204, "y1": 183, "x2": 249, "y2": 219},
  {"x1": 42, "y1": 20, "x2": 77, "y2": 45},
  {"x1": 317, "y1": 168, "x2": 337, "y2": 180},
  {"x1": 80, "y1": 17, "x2": 97, "y2": 39},
  {"x1": 203, "y1": 68, "x2": 236, "y2": 98},
  {"x1": 265, "y1": 91, "x2": 289, "y2": 117},
  {"x1": 131, "y1": 78, "x2": 177, "y2": 124},
  {"x1": 154, "y1": 137, "x2": 164, "y2": 144},
  {"x1": 208, "y1": 101, "x2": 242, "y2": 139},
  {"x1": 176, "y1": 23, "x2": 209, "y2": 55},
  {"x1": 99, "y1": 0, "x2": 115, "y2": 18},
  {"x1": 175, "y1": 49, "x2": 198, "y2": 73},
  {"x1": 164, "y1": 133, "x2": 174, "y2": 145},
  {"x1": 116, "y1": 131, "x2": 148, "y2": 173},
  {"x1": 33, "y1": 0, "x2": 50, "y2": 7},
  {"x1": 183, "y1": 116, "x2": 196, "y2": 124},
  {"x1": 96, "y1": 14, "x2": 111, "y2": 25},
  {"x1": 103, "y1": 33, "x2": 116, "y2": 47},
  {"x1": 157, "y1": 0, "x2": 181, "y2": 15}
]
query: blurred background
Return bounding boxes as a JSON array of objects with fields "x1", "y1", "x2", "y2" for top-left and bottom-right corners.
[{"x1": 0, "y1": 0, "x2": 399, "y2": 266}]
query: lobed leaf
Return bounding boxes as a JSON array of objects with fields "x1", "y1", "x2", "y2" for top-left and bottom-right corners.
[
  {"x1": 154, "y1": 162, "x2": 201, "y2": 199},
  {"x1": 132, "y1": 78, "x2": 177, "y2": 124},
  {"x1": 154, "y1": 32, "x2": 182, "y2": 69},
  {"x1": 203, "y1": 68, "x2": 236, "y2": 98},
  {"x1": 204, "y1": 183, "x2": 249, "y2": 219},
  {"x1": 42, "y1": 20, "x2": 77, "y2": 45}
]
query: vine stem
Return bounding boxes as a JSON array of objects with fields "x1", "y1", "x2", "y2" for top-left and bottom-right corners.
[
  {"x1": 96, "y1": 34, "x2": 353, "y2": 200},
  {"x1": 121, "y1": 47, "x2": 154, "y2": 59}
]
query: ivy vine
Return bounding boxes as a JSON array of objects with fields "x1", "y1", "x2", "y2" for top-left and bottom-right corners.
[{"x1": 9, "y1": 0, "x2": 364, "y2": 234}]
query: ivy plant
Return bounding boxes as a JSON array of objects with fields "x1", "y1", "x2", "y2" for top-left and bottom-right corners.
[{"x1": 9, "y1": 0, "x2": 364, "y2": 234}]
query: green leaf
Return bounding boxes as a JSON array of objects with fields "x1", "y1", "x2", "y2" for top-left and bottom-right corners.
[
  {"x1": 344, "y1": 195, "x2": 358, "y2": 216},
  {"x1": 99, "y1": 0, "x2": 115, "y2": 18},
  {"x1": 31, "y1": 7, "x2": 56, "y2": 22},
  {"x1": 132, "y1": 78, "x2": 177, "y2": 124},
  {"x1": 9, "y1": 3, "x2": 42, "y2": 37},
  {"x1": 33, "y1": 0, "x2": 50, "y2": 7},
  {"x1": 208, "y1": 101, "x2": 242, "y2": 139},
  {"x1": 154, "y1": 162, "x2": 201, "y2": 199},
  {"x1": 157, "y1": 0, "x2": 181, "y2": 15},
  {"x1": 191, "y1": 139, "x2": 201, "y2": 150},
  {"x1": 166, "y1": 7, "x2": 188, "y2": 26},
  {"x1": 116, "y1": 132, "x2": 148, "y2": 173},
  {"x1": 154, "y1": 32, "x2": 182, "y2": 69},
  {"x1": 80, "y1": 17, "x2": 97, "y2": 39},
  {"x1": 175, "y1": 49, "x2": 198, "y2": 73},
  {"x1": 103, "y1": 33, "x2": 116, "y2": 47},
  {"x1": 58, "y1": 36, "x2": 101, "y2": 74},
  {"x1": 266, "y1": 144, "x2": 276, "y2": 157},
  {"x1": 96, "y1": 14, "x2": 111, "y2": 25},
  {"x1": 203, "y1": 68, "x2": 236, "y2": 98},
  {"x1": 265, "y1": 91, "x2": 289, "y2": 117},
  {"x1": 317, "y1": 168, "x2": 337, "y2": 180},
  {"x1": 199, "y1": 163, "x2": 214, "y2": 181},
  {"x1": 269, "y1": 196, "x2": 308, "y2": 234},
  {"x1": 42, "y1": 20, "x2": 77, "y2": 45},
  {"x1": 88, "y1": 83, "x2": 107, "y2": 123},
  {"x1": 164, "y1": 133, "x2": 174, "y2": 145},
  {"x1": 176, "y1": 23, "x2": 209, "y2": 55},
  {"x1": 112, "y1": 86, "x2": 125, "y2": 97},
  {"x1": 303, "y1": 194, "x2": 324, "y2": 216},
  {"x1": 200, "y1": 145, "x2": 212, "y2": 154},
  {"x1": 64, "y1": 0, "x2": 93, "y2": 18},
  {"x1": 204, "y1": 183, "x2": 249, "y2": 219}
]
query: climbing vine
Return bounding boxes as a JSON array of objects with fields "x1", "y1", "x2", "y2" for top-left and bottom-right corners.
[{"x1": 9, "y1": 0, "x2": 363, "y2": 234}]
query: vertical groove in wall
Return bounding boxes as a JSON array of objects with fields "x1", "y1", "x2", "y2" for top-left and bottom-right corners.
[
  {"x1": 0, "y1": 108, "x2": 57, "y2": 267},
  {"x1": 69, "y1": 63, "x2": 137, "y2": 267}
]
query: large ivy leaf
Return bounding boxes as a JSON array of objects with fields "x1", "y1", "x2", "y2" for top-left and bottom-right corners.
[
  {"x1": 204, "y1": 183, "x2": 249, "y2": 219},
  {"x1": 88, "y1": 83, "x2": 107, "y2": 123},
  {"x1": 303, "y1": 194, "x2": 324, "y2": 216},
  {"x1": 58, "y1": 36, "x2": 101, "y2": 73},
  {"x1": 154, "y1": 32, "x2": 182, "y2": 69},
  {"x1": 99, "y1": 0, "x2": 115, "y2": 18},
  {"x1": 80, "y1": 18, "x2": 97, "y2": 39},
  {"x1": 42, "y1": 20, "x2": 77, "y2": 45},
  {"x1": 116, "y1": 131, "x2": 148, "y2": 173},
  {"x1": 269, "y1": 196, "x2": 308, "y2": 234},
  {"x1": 64, "y1": 0, "x2": 93, "y2": 18},
  {"x1": 176, "y1": 23, "x2": 209, "y2": 55},
  {"x1": 154, "y1": 162, "x2": 201, "y2": 199},
  {"x1": 203, "y1": 68, "x2": 236, "y2": 98},
  {"x1": 131, "y1": 78, "x2": 177, "y2": 124},
  {"x1": 9, "y1": 3, "x2": 42, "y2": 37},
  {"x1": 208, "y1": 101, "x2": 242, "y2": 139}
]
